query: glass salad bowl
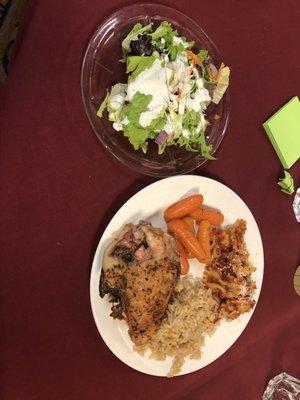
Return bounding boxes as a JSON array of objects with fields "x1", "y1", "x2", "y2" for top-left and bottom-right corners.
[{"x1": 81, "y1": 3, "x2": 230, "y2": 177}]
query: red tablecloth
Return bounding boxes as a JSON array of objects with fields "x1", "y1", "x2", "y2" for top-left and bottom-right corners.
[{"x1": 1, "y1": 1, "x2": 300, "y2": 399}]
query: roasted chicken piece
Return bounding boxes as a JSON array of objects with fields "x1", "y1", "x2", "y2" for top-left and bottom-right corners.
[{"x1": 99, "y1": 221, "x2": 180, "y2": 345}]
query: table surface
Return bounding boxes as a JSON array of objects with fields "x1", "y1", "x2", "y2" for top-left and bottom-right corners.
[{"x1": 1, "y1": 1, "x2": 299, "y2": 399}]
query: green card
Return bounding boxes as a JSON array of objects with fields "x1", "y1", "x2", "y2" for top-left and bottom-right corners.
[{"x1": 263, "y1": 96, "x2": 300, "y2": 168}]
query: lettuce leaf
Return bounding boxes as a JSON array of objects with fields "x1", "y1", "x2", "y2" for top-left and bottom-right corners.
[
  {"x1": 198, "y1": 49, "x2": 208, "y2": 60},
  {"x1": 124, "y1": 91, "x2": 151, "y2": 124},
  {"x1": 151, "y1": 21, "x2": 182, "y2": 61},
  {"x1": 278, "y1": 170, "x2": 295, "y2": 195},
  {"x1": 168, "y1": 43, "x2": 184, "y2": 61},
  {"x1": 151, "y1": 21, "x2": 177, "y2": 43},
  {"x1": 150, "y1": 21, "x2": 194, "y2": 60},
  {"x1": 212, "y1": 65, "x2": 230, "y2": 104},
  {"x1": 183, "y1": 109, "x2": 200, "y2": 131},
  {"x1": 123, "y1": 116, "x2": 166, "y2": 149},
  {"x1": 196, "y1": 130, "x2": 215, "y2": 160},
  {"x1": 123, "y1": 123, "x2": 151, "y2": 149},
  {"x1": 126, "y1": 56, "x2": 156, "y2": 80},
  {"x1": 122, "y1": 23, "x2": 153, "y2": 54},
  {"x1": 177, "y1": 129, "x2": 215, "y2": 159},
  {"x1": 147, "y1": 116, "x2": 166, "y2": 135},
  {"x1": 169, "y1": 109, "x2": 184, "y2": 138},
  {"x1": 122, "y1": 92, "x2": 166, "y2": 149},
  {"x1": 104, "y1": 83, "x2": 127, "y2": 122},
  {"x1": 97, "y1": 91, "x2": 109, "y2": 117}
]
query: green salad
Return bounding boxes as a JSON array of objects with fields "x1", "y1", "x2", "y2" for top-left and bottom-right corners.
[{"x1": 98, "y1": 21, "x2": 230, "y2": 157}]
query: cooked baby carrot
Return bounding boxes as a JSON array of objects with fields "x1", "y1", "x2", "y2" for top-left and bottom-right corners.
[
  {"x1": 197, "y1": 220, "x2": 211, "y2": 264},
  {"x1": 164, "y1": 194, "x2": 203, "y2": 221},
  {"x1": 182, "y1": 216, "x2": 195, "y2": 258},
  {"x1": 182, "y1": 216, "x2": 195, "y2": 235},
  {"x1": 167, "y1": 219, "x2": 206, "y2": 263},
  {"x1": 176, "y1": 240, "x2": 189, "y2": 275},
  {"x1": 189, "y1": 207, "x2": 224, "y2": 227}
]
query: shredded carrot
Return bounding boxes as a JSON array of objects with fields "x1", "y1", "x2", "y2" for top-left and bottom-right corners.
[{"x1": 185, "y1": 50, "x2": 202, "y2": 66}]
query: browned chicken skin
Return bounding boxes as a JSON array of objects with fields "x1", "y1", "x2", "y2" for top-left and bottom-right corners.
[{"x1": 99, "y1": 221, "x2": 180, "y2": 345}]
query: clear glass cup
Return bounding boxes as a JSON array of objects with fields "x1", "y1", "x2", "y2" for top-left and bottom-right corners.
[
  {"x1": 263, "y1": 372, "x2": 300, "y2": 399},
  {"x1": 293, "y1": 187, "x2": 300, "y2": 222},
  {"x1": 81, "y1": 3, "x2": 230, "y2": 177}
]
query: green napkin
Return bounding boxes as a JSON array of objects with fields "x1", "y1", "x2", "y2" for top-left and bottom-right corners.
[
  {"x1": 277, "y1": 170, "x2": 294, "y2": 195},
  {"x1": 263, "y1": 96, "x2": 300, "y2": 168}
]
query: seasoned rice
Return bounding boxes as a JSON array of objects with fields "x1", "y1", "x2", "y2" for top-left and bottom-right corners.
[{"x1": 134, "y1": 276, "x2": 219, "y2": 377}]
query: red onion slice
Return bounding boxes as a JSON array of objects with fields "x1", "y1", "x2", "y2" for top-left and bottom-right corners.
[{"x1": 155, "y1": 131, "x2": 169, "y2": 145}]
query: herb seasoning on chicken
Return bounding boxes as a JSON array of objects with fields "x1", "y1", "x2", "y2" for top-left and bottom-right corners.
[{"x1": 99, "y1": 221, "x2": 180, "y2": 345}]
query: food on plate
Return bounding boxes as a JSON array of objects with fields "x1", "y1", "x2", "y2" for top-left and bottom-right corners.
[
  {"x1": 135, "y1": 276, "x2": 219, "y2": 377},
  {"x1": 165, "y1": 195, "x2": 222, "y2": 265},
  {"x1": 175, "y1": 240, "x2": 190, "y2": 275},
  {"x1": 167, "y1": 219, "x2": 206, "y2": 263},
  {"x1": 203, "y1": 219, "x2": 256, "y2": 320},
  {"x1": 97, "y1": 21, "x2": 230, "y2": 156},
  {"x1": 189, "y1": 207, "x2": 224, "y2": 226},
  {"x1": 99, "y1": 221, "x2": 180, "y2": 345},
  {"x1": 164, "y1": 194, "x2": 203, "y2": 221},
  {"x1": 98, "y1": 193, "x2": 257, "y2": 376},
  {"x1": 182, "y1": 216, "x2": 195, "y2": 235},
  {"x1": 197, "y1": 220, "x2": 211, "y2": 264}
]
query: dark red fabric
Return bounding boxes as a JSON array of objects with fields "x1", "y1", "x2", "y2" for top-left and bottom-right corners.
[{"x1": 1, "y1": 1, "x2": 300, "y2": 399}]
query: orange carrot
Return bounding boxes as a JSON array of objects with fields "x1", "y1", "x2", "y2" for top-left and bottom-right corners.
[
  {"x1": 182, "y1": 216, "x2": 195, "y2": 259},
  {"x1": 168, "y1": 219, "x2": 206, "y2": 263},
  {"x1": 197, "y1": 220, "x2": 211, "y2": 264},
  {"x1": 189, "y1": 207, "x2": 224, "y2": 227},
  {"x1": 176, "y1": 240, "x2": 189, "y2": 275},
  {"x1": 185, "y1": 50, "x2": 202, "y2": 65},
  {"x1": 182, "y1": 216, "x2": 195, "y2": 235},
  {"x1": 164, "y1": 194, "x2": 203, "y2": 222}
]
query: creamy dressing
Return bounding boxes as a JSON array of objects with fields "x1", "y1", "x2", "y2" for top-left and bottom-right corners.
[
  {"x1": 126, "y1": 59, "x2": 169, "y2": 127},
  {"x1": 114, "y1": 116, "x2": 129, "y2": 131},
  {"x1": 109, "y1": 43, "x2": 212, "y2": 138},
  {"x1": 187, "y1": 86, "x2": 211, "y2": 112},
  {"x1": 108, "y1": 83, "x2": 127, "y2": 111},
  {"x1": 112, "y1": 121, "x2": 123, "y2": 131},
  {"x1": 178, "y1": 96, "x2": 187, "y2": 115},
  {"x1": 163, "y1": 121, "x2": 173, "y2": 135},
  {"x1": 165, "y1": 66, "x2": 174, "y2": 83},
  {"x1": 173, "y1": 36, "x2": 189, "y2": 48},
  {"x1": 110, "y1": 95, "x2": 124, "y2": 111}
]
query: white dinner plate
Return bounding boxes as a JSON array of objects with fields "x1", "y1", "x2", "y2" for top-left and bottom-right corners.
[{"x1": 90, "y1": 175, "x2": 264, "y2": 376}]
